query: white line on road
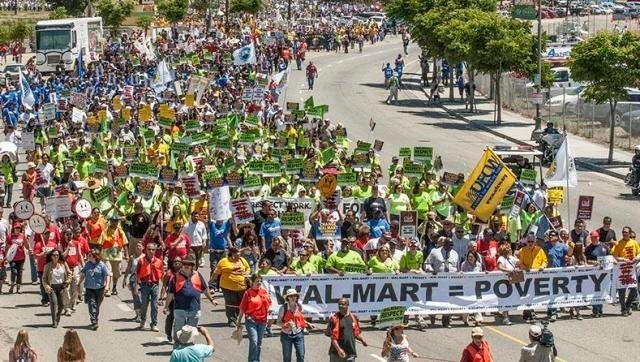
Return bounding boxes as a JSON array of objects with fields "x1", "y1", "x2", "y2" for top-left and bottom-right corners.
[
  {"x1": 369, "y1": 354, "x2": 386, "y2": 362},
  {"x1": 117, "y1": 303, "x2": 132, "y2": 312}
]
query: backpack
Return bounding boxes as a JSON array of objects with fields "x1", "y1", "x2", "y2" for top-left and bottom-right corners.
[{"x1": 540, "y1": 324, "x2": 555, "y2": 348}]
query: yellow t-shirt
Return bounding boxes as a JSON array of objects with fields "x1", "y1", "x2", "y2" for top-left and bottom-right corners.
[
  {"x1": 214, "y1": 257, "x2": 250, "y2": 291},
  {"x1": 612, "y1": 239, "x2": 640, "y2": 260},
  {"x1": 518, "y1": 246, "x2": 548, "y2": 269}
]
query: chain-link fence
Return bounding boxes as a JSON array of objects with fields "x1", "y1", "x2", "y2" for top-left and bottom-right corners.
[{"x1": 475, "y1": 72, "x2": 640, "y2": 151}]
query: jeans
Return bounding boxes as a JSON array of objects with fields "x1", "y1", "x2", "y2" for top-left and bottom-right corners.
[
  {"x1": 85, "y1": 287, "x2": 105, "y2": 324},
  {"x1": 48, "y1": 283, "x2": 66, "y2": 324},
  {"x1": 209, "y1": 250, "x2": 227, "y2": 290},
  {"x1": 4, "y1": 183, "x2": 12, "y2": 206},
  {"x1": 547, "y1": 307, "x2": 558, "y2": 317},
  {"x1": 246, "y1": 318, "x2": 266, "y2": 362},
  {"x1": 139, "y1": 282, "x2": 159, "y2": 326},
  {"x1": 173, "y1": 309, "x2": 201, "y2": 340},
  {"x1": 10, "y1": 259, "x2": 24, "y2": 286},
  {"x1": 307, "y1": 77, "x2": 315, "y2": 90},
  {"x1": 280, "y1": 331, "x2": 305, "y2": 362},
  {"x1": 28, "y1": 254, "x2": 37, "y2": 283},
  {"x1": 128, "y1": 280, "x2": 142, "y2": 311},
  {"x1": 592, "y1": 304, "x2": 603, "y2": 315},
  {"x1": 618, "y1": 288, "x2": 638, "y2": 313},
  {"x1": 222, "y1": 288, "x2": 245, "y2": 323},
  {"x1": 165, "y1": 301, "x2": 174, "y2": 340}
]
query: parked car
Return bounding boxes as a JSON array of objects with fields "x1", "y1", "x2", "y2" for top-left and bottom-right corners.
[
  {"x1": 577, "y1": 88, "x2": 640, "y2": 126},
  {"x1": 545, "y1": 85, "x2": 585, "y2": 115},
  {"x1": 0, "y1": 63, "x2": 26, "y2": 84}
]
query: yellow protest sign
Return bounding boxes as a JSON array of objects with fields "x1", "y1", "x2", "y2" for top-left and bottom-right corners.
[
  {"x1": 185, "y1": 93, "x2": 195, "y2": 108},
  {"x1": 452, "y1": 148, "x2": 517, "y2": 222},
  {"x1": 98, "y1": 110, "x2": 107, "y2": 122},
  {"x1": 122, "y1": 107, "x2": 131, "y2": 121},
  {"x1": 159, "y1": 104, "x2": 174, "y2": 120},
  {"x1": 317, "y1": 174, "x2": 337, "y2": 198},
  {"x1": 139, "y1": 104, "x2": 151, "y2": 122},
  {"x1": 112, "y1": 98, "x2": 122, "y2": 111},
  {"x1": 548, "y1": 187, "x2": 564, "y2": 204}
]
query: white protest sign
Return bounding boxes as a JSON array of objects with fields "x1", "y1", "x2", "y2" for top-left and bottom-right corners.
[
  {"x1": 14, "y1": 200, "x2": 34, "y2": 220},
  {"x1": 209, "y1": 186, "x2": 232, "y2": 221},
  {"x1": 45, "y1": 196, "x2": 73, "y2": 220},
  {"x1": 249, "y1": 197, "x2": 316, "y2": 233},
  {"x1": 263, "y1": 266, "x2": 615, "y2": 318},
  {"x1": 42, "y1": 103, "x2": 56, "y2": 121},
  {"x1": 230, "y1": 198, "x2": 254, "y2": 224},
  {"x1": 71, "y1": 107, "x2": 86, "y2": 124},
  {"x1": 21, "y1": 132, "x2": 35, "y2": 151}
]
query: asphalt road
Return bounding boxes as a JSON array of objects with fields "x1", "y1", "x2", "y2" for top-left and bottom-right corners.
[{"x1": 1, "y1": 37, "x2": 640, "y2": 362}]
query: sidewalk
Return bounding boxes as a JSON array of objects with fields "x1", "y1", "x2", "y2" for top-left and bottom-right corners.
[{"x1": 431, "y1": 90, "x2": 632, "y2": 180}]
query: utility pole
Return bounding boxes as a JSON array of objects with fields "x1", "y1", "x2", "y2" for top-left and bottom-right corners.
[
  {"x1": 287, "y1": 0, "x2": 291, "y2": 21},
  {"x1": 532, "y1": 0, "x2": 543, "y2": 140},
  {"x1": 225, "y1": 0, "x2": 229, "y2": 34}
]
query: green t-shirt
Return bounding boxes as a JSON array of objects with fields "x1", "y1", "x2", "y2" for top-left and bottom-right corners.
[
  {"x1": 326, "y1": 250, "x2": 366, "y2": 273},
  {"x1": 367, "y1": 256, "x2": 399, "y2": 273},
  {"x1": 399, "y1": 251, "x2": 424, "y2": 271},
  {"x1": 352, "y1": 185, "x2": 372, "y2": 199},
  {"x1": 289, "y1": 259, "x2": 318, "y2": 274},
  {"x1": 411, "y1": 192, "x2": 431, "y2": 220},
  {"x1": 388, "y1": 192, "x2": 411, "y2": 216}
]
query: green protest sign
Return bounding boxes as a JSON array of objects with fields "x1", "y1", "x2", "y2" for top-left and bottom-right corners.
[
  {"x1": 303, "y1": 96, "x2": 314, "y2": 110},
  {"x1": 413, "y1": 147, "x2": 433, "y2": 161},
  {"x1": 343, "y1": 264, "x2": 367, "y2": 273},
  {"x1": 216, "y1": 139, "x2": 232, "y2": 150},
  {"x1": 140, "y1": 127, "x2": 155, "y2": 141},
  {"x1": 280, "y1": 211, "x2": 305, "y2": 229},
  {"x1": 307, "y1": 106, "x2": 324, "y2": 118},
  {"x1": 520, "y1": 169, "x2": 537, "y2": 185},
  {"x1": 337, "y1": 172, "x2": 357, "y2": 186},
  {"x1": 321, "y1": 148, "x2": 335, "y2": 164},
  {"x1": 172, "y1": 142, "x2": 191, "y2": 153},
  {"x1": 399, "y1": 147, "x2": 412, "y2": 157},
  {"x1": 91, "y1": 186, "x2": 111, "y2": 203},
  {"x1": 47, "y1": 127, "x2": 58, "y2": 139},
  {"x1": 242, "y1": 175, "x2": 262, "y2": 191},
  {"x1": 262, "y1": 161, "x2": 282, "y2": 177},
  {"x1": 202, "y1": 170, "x2": 220, "y2": 181},
  {"x1": 238, "y1": 133, "x2": 257, "y2": 145},
  {"x1": 301, "y1": 160, "x2": 317, "y2": 181},
  {"x1": 158, "y1": 117, "x2": 173, "y2": 129},
  {"x1": 500, "y1": 195, "x2": 514, "y2": 210},
  {"x1": 355, "y1": 141, "x2": 371, "y2": 154},
  {"x1": 376, "y1": 306, "x2": 408, "y2": 329},
  {"x1": 352, "y1": 153, "x2": 370, "y2": 171},
  {"x1": 285, "y1": 158, "x2": 304, "y2": 175},
  {"x1": 245, "y1": 114, "x2": 260, "y2": 127},
  {"x1": 297, "y1": 136, "x2": 310, "y2": 148},
  {"x1": 94, "y1": 159, "x2": 108, "y2": 173},
  {"x1": 185, "y1": 120, "x2": 200, "y2": 132},
  {"x1": 291, "y1": 109, "x2": 306, "y2": 118},
  {"x1": 190, "y1": 132, "x2": 209, "y2": 145},
  {"x1": 404, "y1": 163, "x2": 424, "y2": 179},
  {"x1": 210, "y1": 127, "x2": 226, "y2": 140},
  {"x1": 129, "y1": 163, "x2": 158, "y2": 178},
  {"x1": 247, "y1": 160, "x2": 264, "y2": 175}
]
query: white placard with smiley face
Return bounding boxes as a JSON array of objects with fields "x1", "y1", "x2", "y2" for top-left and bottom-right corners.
[
  {"x1": 74, "y1": 198, "x2": 92, "y2": 219},
  {"x1": 14, "y1": 200, "x2": 35, "y2": 220},
  {"x1": 28, "y1": 214, "x2": 47, "y2": 234}
]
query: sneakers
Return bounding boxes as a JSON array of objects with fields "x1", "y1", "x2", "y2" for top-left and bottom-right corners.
[
  {"x1": 151, "y1": 325, "x2": 160, "y2": 332},
  {"x1": 91, "y1": 323, "x2": 99, "y2": 330},
  {"x1": 139, "y1": 322, "x2": 145, "y2": 330},
  {"x1": 264, "y1": 326, "x2": 272, "y2": 337},
  {"x1": 549, "y1": 314, "x2": 557, "y2": 322},
  {"x1": 64, "y1": 309, "x2": 72, "y2": 316},
  {"x1": 502, "y1": 318, "x2": 513, "y2": 326}
]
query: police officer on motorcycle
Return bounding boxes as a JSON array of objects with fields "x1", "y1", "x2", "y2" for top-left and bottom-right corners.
[{"x1": 542, "y1": 122, "x2": 559, "y2": 136}]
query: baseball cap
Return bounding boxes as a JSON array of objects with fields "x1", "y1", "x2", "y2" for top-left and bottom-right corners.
[
  {"x1": 471, "y1": 327, "x2": 484, "y2": 337},
  {"x1": 590, "y1": 230, "x2": 600, "y2": 237},
  {"x1": 529, "y1": 325, "x2": 542, "y2": 337}
]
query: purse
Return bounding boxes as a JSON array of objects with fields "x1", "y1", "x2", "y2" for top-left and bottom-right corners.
[{"x1": 507, "y1": 270, "x2": 525, "y2": 284}]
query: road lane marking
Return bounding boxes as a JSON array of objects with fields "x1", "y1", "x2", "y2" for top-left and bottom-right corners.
[
  {"x1": 117, "y1": 302, "x2": 132, "y2": 312},
  {"x1": 485, "y1": 326, "x2": 568, "y2": 362}
]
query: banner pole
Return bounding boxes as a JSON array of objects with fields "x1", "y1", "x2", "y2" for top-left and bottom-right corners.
[{"x1": 565, "y1": 137, "x2": 571, "y2": 224}]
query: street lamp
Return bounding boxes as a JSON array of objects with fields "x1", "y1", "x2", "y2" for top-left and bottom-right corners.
[{"x1": 531, "y1": 0, "x2": 543, "y2": 140}]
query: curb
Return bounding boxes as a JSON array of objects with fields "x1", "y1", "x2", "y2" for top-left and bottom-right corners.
[{"x1": 421, "y1": 88, "x2": 626, "y2": 181}]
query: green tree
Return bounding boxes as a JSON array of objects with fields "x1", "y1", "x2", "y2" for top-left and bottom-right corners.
[
  {"x1": 47, "y1": 0, "x2": 87, "y2": 17},
  {"x1": 8, "y1": 22, "x2": 33, "y2": 43},
  {"x1": 136, "y1": 14, "x2": 154, "y2": 35},
  {"x1": 191, "y1": 0, "x2": 212, "y2": 17},
  {"x1": 157, "y1": 0, "x2": 189, "y2": 25},
  {"x1": 96, "y1": 0, "x2": 134, "y2": 35},
  {"x1": 570, "y1": 31, "x2": 640, "y2": 164},
  {"x1": 229, "y1": 0, "x2": 264, "y2": 14},
  {"x1": 49, "y1": 6, "x2": 68, "y2": 19}
]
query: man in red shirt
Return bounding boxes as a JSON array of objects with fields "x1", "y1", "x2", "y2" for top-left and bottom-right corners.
[
  {"x1": 136, "y1": 242, "x2": 164, "y2": 331},
  {"x1": 63, "y1": 228, "x2": 84, "y2": 315},
  {"x1": 165, "y1": 222, "x2": 191, "y2": 262},
  {"x1": 306, "y1": 62, "x2": 318, "y2": 90},
  {"x1": 477, "y1": 229, "x2": 499, "y2": 271},
  {"x1": 460, "y1": 327, "x2": 493, "y2": 362}
]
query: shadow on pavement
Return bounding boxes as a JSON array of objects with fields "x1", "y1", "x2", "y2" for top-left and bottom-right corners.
[
  {"x1": 63, "y1": 325, "x2": 95, "y2": 330},
  {"x1": 577, "y1": 157, "x2": 631, "y2": 167},
  {"x1": 146, "y1": 351, "x2": 172, "y2": 357},
  {"x1": 114, "y1": 326, "x2": 146, "y2": 332},
  {"x1": 6, "y1": 304, "x2": 42, "y2": 309},
  {"x1": 110, "y1": 317, "x2": 136, "y2": 322},
  {"x1": 201, "y1": 321, "x2": 232, "y2": 328},
  {"x1": 33, "y1": 312, "x2": 49, "y2": 317},
  {"x1": 142, "y1": 341, "x2": 172, "y2": 347},
  {"x1": 22, "y1": 323, "x2": 53, "y2": 328}
]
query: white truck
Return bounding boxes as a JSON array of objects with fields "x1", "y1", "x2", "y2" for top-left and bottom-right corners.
[{"x1": 34, "y1": 17, "x2": 103, "y2": 73}]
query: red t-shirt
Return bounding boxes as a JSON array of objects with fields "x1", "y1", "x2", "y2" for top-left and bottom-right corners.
[
  {"x1": 478, "y1": 239, "x2": 499, "y2": 271},
  {"x1": 7, "y1": 233, "x2": 26, "y2": 262},
  {"x1": 65, "y1": 239, "x2": 82, "y2": 268},
  {"x1": 34, "y1": 237, "x2": 59, "y2": 272},
  {"x1": 165, "y1": 233, "x2": 191, "y2": 261},
  {"x1": 239, "y1": 287, "x2": 271, "y2": 324}
]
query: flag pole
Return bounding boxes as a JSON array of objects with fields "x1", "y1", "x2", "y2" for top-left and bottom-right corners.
[{"x1": 565, "y1": 136, "x2": 571, "y2": 225}]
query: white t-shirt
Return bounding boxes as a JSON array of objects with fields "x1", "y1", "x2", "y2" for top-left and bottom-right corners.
[
  {"x1": 51, "y1": 264, "x2": 65, "y2": 284},
  {"x1": 498, "y1": 255, "x2": 519, "y2": 271}
]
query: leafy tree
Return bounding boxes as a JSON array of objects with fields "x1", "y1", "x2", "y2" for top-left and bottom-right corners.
[
  {"x1": 47, "y1": 0, "x2": 86, "y2": 17},
  {"x1": 136, "y1": 14, "x2": 154, "y2": 35},
  {"x1": 8, "y1": 22, "x2": 33, "y2": 43},
  {"x1": 49, "y1": 6, "x2": 68, "y2": 19},
  {"x1": 570, "y1": 31, "x2": 640, "y2": 164},
  {"x1": 191, "y1": 0, "x2": 212, "y2": 17},
  {"x1": 96, "y1": 0, "x2": 134, "y2": 35},
  {"x1": 230, "y1": 0, "x2": 264, "y2": 14},
  {"x1": 157, "y1": 0, "x2": 189, "y2": 25}
]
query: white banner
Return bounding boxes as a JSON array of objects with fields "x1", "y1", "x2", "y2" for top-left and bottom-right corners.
[
  {"x1": 249, "y1": 197, "x2": 316, "y2": 233},
  {"x1": 263, "y1": 266, "x2": 615, "y2": 318}
]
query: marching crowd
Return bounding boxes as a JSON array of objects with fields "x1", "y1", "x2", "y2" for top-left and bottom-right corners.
[{"x1": 0, "y1": 3, "x2": 638, "y2": 362}]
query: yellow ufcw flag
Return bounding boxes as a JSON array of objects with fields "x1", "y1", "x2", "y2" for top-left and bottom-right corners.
[{"x1": 453, "y1": 148, "x2": 516, "y2": 222}]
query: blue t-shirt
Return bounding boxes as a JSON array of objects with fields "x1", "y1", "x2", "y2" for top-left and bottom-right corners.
[
  {"x1": 169, "y1": 272, "x2": 207, "y2": 312},
  {"x1": 367, "y1": 218, "x2": 390, "y2": 238},
  {"x1": 208, "y1": 221, "x2": 231, "y2": 250},
  {"x1": 383, "y1": 67, "x2": 393, "y2": 79},
  {"x1": 259, "y1": 218, "x2": 282, "y2": 249},
  {"x1": 544, "y1": 242, "x2": 568, "y2": 268},
  {"x1": 81, "y1": 260, "x2": 109, "y2": 289},
  {"x1": 170, "y1": 344, "x2": 214, "y2": 362}
]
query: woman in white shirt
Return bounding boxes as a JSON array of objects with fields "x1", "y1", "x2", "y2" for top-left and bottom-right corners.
[
  {"x1": 42, "y1": 250, "x2": 71, "y2": 328},
  {"x1": 497, "y1": 244, "x2": 520, "y2": 326},
  {"x1": 460, "y1": 251, "x2": 484, "y2": 326}
]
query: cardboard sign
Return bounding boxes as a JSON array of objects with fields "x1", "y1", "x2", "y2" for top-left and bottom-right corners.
[
  {"x1": 181, "y1": 176, "x2": 201, "y2": 199},
  {"x1": 315, "y1": 221, "x2": 341, "y2": 240},
  {"x1": 209, "y1": 186, "x2": 232, "y2": 221},
  {"x1": 509, "y1": 190, "x2": 526, "y2": 218},
  {"x1": 74, "y1": 198, "x2": 92, "y2": 219},
  {"x1": 44, "y1": 195, "x2": 73, "y2": 219},
  {"x1": 71, "y1": 108, "x2": 85, "y2": 123},
  {"x1": 373, "y1": 139, "x2": 384, "y2": 152},
  {"x1": 28, "y1": 214, "x2": 47, "y2": 234},
  {"x1": 71, "y1": 92, "x2": 87, "y2": 110},
  {"x1": 286, "y1": 102, "x2": 299, "y2": 111},
  {"x1": 112, "y1": 164, "x2": 129, "y2": 179},
  {"x1": 400, "y1": 210, "x2": 418, "y2": 238},
  {"x1": 577, "y1": 195, "x2": 594, "y2": 220},
  {"x1": 230, "y1": 198, "x2": 254, "y2": 224},
  {"x1": 548, "y1": 186, "x2": 564, "y2": 204},
  {"x1": 280, "y1": 211, "x2": 305, "y2": 230}
]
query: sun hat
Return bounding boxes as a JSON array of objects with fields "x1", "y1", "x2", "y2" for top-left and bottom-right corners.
[
  {"x1": 529, "y1": 324, "x2": 542, "y2": 337},
  {"x1": 176, "y1": 325, "x2": 198, "y2": 345},
  {"x1": 471, "y1": 327, "x2": 484, "y2": 337},
  {"x1": 282, "y1": 288, "x2": 299, "y2": 299}
]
